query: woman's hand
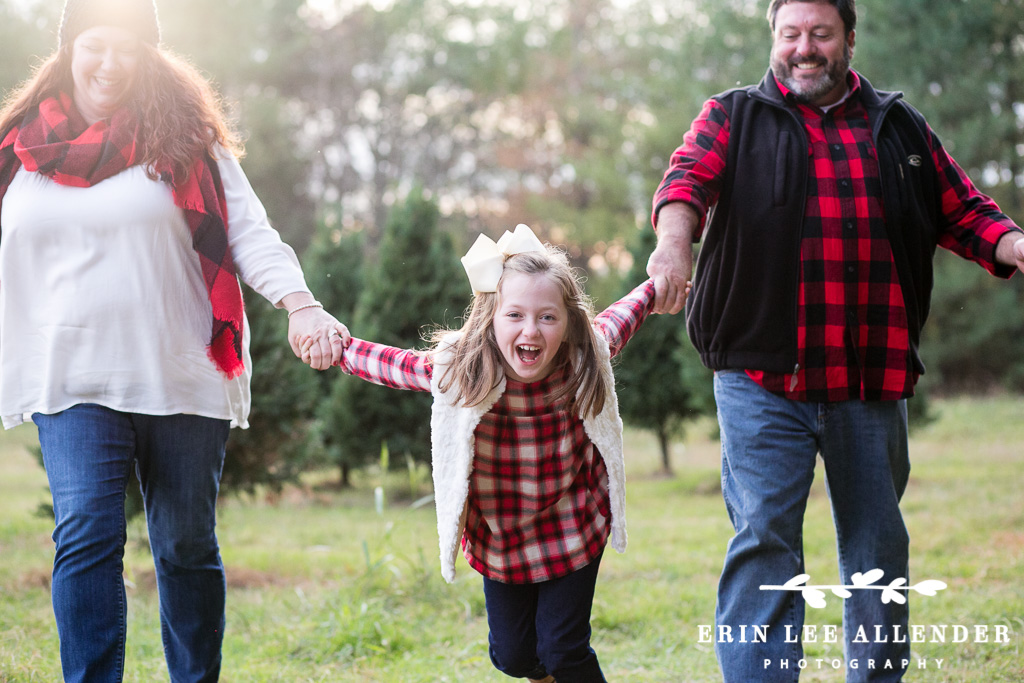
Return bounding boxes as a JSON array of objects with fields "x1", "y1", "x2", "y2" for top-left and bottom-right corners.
[
  {"x1": 280, "y1": 293, "x2": 350, "y2": 370},
  {"x1": 289, "y1": 309, "x2": 350, "y2": 370}
]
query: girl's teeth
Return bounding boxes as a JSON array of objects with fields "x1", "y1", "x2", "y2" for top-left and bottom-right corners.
[{"x1": 517, "y1": 346, "x2": 541, "y2": 362}]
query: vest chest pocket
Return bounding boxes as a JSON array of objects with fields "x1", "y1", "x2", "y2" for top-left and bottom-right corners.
[
  {"x1": 773, "y1": 130, "x2": 792, "y2": 207},
  {"x1": 880, "y1": 136, "x2": 932, "y2": 226}
]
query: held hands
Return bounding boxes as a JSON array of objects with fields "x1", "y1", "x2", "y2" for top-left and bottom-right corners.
[
  {"x1": 648, "y1": 255, "x2": 692, "y2": 315},
  {"x1": 647, "y1": 234, "x2": 694, "y2": 315},
  {"x1": 647, "y1": 203, "x2": 697, "y2": 315},
  {"x1": 297, "y1": 323, "x2": 349, "y2": 368},
  {"x1": 289, "y1": 308, "x2": 350, "y2": 370},
  {"x1": 281, "y1": 293, "x2": 351, "y2": 370}
]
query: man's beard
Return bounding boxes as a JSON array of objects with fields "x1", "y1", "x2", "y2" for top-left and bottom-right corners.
[{"x1": 771, "y1": 44, "x2": 852, "y2": 104}]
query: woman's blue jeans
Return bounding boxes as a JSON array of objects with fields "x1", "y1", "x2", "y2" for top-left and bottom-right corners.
[
  {"x1": 35, "y1": 404, "x2": 229, "y2": 683},
  {"x1": 713, "y1": 371, "x2": 911, "y2": 683}
]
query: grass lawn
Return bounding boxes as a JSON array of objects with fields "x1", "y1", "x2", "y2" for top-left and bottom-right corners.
[{"x1": 1, "y1": 397, "x2": 1022, "y2": 681}]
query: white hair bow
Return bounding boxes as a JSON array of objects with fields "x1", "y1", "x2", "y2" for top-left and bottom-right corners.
[{"x1": 460, "y1": 224, "x2": 547, "y2": 293}]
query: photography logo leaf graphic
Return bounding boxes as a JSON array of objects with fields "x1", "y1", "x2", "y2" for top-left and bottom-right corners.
[{"x1": 760, "y1": 569, "x2": 948, "y2": 609}]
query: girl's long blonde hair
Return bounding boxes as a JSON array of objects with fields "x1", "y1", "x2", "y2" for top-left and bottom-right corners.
[
  {"x1": 0, "y1": 40, "x2": 242, "y2": 181},
  {"x1": 432, "y1": 246, "x2": 608, "y2": 418}
]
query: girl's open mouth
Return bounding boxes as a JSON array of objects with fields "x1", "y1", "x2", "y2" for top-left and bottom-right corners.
[{"x1": 517, "y1": 345, "x2": 541, "y2": 363}]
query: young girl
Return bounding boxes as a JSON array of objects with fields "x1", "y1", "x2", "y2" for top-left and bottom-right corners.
[{"x1": 307, "y1": 225, "x2": 665, "y2": 682}]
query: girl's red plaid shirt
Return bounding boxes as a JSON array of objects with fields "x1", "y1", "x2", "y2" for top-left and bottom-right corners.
[{"x1": 337, "y1": 279, "x2": 655, "y2": 583}]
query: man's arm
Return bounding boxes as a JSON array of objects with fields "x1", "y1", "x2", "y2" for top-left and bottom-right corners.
[
  {"x1": 923, "y1": 122, "x2": 1023, "y2": 277},
  {"x1": 648, "y1": 98, "x2": 730, "y2": 315},
  {"x1": 647, "y1": 202, "x2": 699, "y2": 315}
]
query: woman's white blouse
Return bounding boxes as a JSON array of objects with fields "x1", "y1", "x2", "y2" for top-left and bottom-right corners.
[{"x1": 0, "y1": 153, "x2": 310, "y2": 429}]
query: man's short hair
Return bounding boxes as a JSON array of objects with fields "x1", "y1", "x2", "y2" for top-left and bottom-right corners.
[{"x1": 767, "y1": 0, "x2": 857, "y2": 35}]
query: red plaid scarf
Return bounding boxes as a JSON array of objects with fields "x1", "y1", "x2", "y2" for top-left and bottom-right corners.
[{"x1": 0, "y1": 93, "x2": 245, "y2": 378}]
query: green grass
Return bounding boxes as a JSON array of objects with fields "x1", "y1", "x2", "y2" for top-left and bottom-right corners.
[{"x1": 1, "y1": 398, "x2": 1022, "y2": 681}]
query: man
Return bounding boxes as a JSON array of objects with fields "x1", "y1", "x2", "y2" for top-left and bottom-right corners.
[{"x1": 647, "y1": 0, "x2": 1024, "y2": 680}]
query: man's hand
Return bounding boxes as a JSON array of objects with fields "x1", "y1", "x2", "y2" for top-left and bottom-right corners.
[
  {"x1": 1013, "y1": 236, "x2": 1024, "y2": 273},
  {"x1": 647, "y1": 203, "x2": 699, "y2": 314},
  {"x1": 995, "y1": 231, "x2": 1024, "y2": 274}
]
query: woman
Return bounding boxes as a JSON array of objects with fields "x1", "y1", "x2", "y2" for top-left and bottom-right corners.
[{"x1": 0, "y1": 0, "x2": 348, "y2": 680}]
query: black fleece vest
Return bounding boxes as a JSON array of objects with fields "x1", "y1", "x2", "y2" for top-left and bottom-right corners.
[{"x1": 684, "y1": 71, "x2": 942, "y2": 375}]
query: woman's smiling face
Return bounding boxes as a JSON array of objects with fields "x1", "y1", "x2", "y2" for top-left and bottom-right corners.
[
  {"x1": 492, "y1": 270, "x2": 568, "y2": 383},
  {"x1": 71, "y1": 25, "x2": 141, "y2": 125}
]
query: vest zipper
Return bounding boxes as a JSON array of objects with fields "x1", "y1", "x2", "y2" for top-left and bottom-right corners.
[{"x1": 789, "y1": 364, "x2": 800, "y2": 392}]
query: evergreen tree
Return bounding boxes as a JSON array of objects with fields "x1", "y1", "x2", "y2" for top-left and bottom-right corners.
[
  {"x1": 221, "y1": 288, "x2": 321, "y2": 495},
  {"x1": 856, "y1": 0, "x2": 1024, "y2": 395},
  {"x1": 317, "y1": 191, "x2": 466, "y2": 485},
  {"x1": 614, "y1": 228, "x2": 714, "y2": 474},
  {"x1": 302, "y1": 218, "x2": 366, "y2": 325},
  {"x1": 302, "y1": 216, "x2": 366, "y2": 400},
  {"x1": 300, "y1": 216, "x2": 365, "y2": 475}
]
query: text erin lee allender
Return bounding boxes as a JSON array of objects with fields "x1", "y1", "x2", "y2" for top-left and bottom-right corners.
[{"x1": 698, "y1": 623, "x2": 1011, "y2": 645}]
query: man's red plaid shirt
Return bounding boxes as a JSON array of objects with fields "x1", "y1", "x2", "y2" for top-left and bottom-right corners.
[
  {"x1": 654, "y1": 71, "x2": 1021, "y2": 402},
  {"x1": 338, "y1": 279, "x2": 655, "y2": 583}
]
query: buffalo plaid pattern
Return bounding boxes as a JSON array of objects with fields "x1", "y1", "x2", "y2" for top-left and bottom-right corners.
[
  {"x1": 339, "y1": 279, "x2": 655, "y2": 582},
  {"x1": 11, "y1": 94, "x2": 140, "y2": 188},
  {"x1": 654, "y1": 72, "x2": 1020, "y2": 401},
  {"x1": 0, "y1": 94, "x2": 245, "y2": 378}
]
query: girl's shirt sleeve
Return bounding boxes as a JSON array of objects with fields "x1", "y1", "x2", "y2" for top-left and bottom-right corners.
[
  {"x1": 338, "y1": 338, "x2": 433, "y2": 392},
  {"x1": 592, "y1": 278, "x2": 657, "y2": 358}
]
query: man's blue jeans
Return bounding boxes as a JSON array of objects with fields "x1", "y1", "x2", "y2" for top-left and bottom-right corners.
[
  {"x1": 713, "y1": 371, "x2": 911, "y2": 682},
  {"x1": 35, "y1": 404, "x2": 229, "y2": 683}
]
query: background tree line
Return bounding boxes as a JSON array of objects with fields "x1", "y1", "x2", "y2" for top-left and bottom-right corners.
[{"x1": 3, "y1": 0, "x2": 1021, "y2": 489}]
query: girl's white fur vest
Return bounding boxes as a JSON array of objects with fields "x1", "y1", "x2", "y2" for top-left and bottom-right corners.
[{"x1": 429, "y1": 332, "x2": 628, "y2": 583}]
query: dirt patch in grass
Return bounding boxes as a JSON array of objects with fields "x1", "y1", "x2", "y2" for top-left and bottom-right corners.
[
  {"x1": 227, "y1": 567, "x2": 295, "y2": 589},
  {"x1": 990, "y1": 530, "x2": 1024, "y2": 553},
  {"x1": 123, "y1": 566, "x2": 294, "y2": 593},
  {"x1": 16, "y1": 561, "x2": 318, "y2": 596},
  {"x1": 15, "y1": 567, "x2": 52, "y2": 591}
]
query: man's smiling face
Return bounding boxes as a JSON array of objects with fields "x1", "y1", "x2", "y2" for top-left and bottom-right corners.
[{"x1": 770, "y1": 1, "x2": 855, "y2": 107}]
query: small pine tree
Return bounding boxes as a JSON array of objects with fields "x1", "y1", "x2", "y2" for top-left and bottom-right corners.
[
  {"x1": 302, "y1": 218, "x2": 366, "y2": 338},
  {"x1": 301, "y1": 218, "x2": 366, "y2": 397},
  {"x1": 614, "y1": 228, "x2": 714, "y2": 474},
  {"x1": 221, "y1": 287, "x2": 321, "y2": 494},
  {"x1": 300, "y1": 216, "x2": 366, "y2": 483},
  {"x1": 318, "y1": 191, "x2": 466, "y2": 485}
]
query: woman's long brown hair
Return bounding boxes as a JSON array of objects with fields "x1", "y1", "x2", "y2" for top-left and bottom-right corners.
[{"x1": 0, "y1": 41, "x2": 242, "y2": 180}]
